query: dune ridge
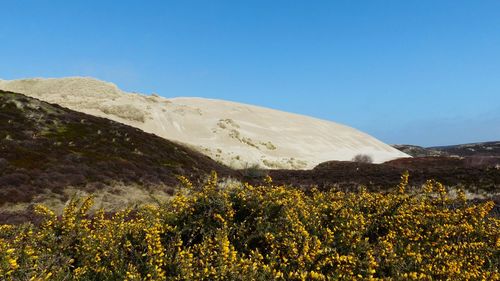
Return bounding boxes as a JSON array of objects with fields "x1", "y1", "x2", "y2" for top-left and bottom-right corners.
[{"x1": 0, "y1": 77, "x2": 409, "y2": 169}]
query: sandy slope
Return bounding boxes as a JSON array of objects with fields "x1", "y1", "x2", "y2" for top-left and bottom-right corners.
[{"x1": 0, "y1": 77, "x2": 409, "y2": 169}]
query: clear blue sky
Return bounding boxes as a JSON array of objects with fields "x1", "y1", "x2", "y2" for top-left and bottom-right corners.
[{"x1": 1, "y1": 1, "x2": 499, "y2": 146}]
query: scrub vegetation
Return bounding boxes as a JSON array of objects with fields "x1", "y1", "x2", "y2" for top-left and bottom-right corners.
[{"x1": 0, "y1": 173, "x2": 499, "y2": 280}]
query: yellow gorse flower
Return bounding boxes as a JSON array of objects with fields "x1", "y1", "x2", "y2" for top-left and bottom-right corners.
[{"x1": 0, "y1": 173, "x2": 498, "y2": 280}]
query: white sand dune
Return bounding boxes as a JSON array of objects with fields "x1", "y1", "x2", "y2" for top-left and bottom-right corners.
[{"x1": 0, "y1": 77, "x2": 410, "y2": 169}]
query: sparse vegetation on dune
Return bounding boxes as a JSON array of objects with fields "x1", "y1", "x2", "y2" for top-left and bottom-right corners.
[{"x1": 1, "y1": 173, "x2": 499, "y2": 280}]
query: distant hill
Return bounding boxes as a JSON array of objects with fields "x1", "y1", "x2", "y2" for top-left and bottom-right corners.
[
  {"x1": 0, "y1": 91, "x2": 233, "y2": 211},
  {"x1": 430, "y1": 141, "x2": 500, "y2": 157},
  {"x1": 0, "y1": 77, "x2": 409, "y2": 169},
  {"x1": 393, "y1": 142, "x2": 500, "y2": 157},
  {"x1": 392, "y1": 145, "x2": 445, "y2": 157}
]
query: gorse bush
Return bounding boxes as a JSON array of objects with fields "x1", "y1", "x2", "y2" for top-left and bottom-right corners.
[{"x1": 1, "y1": 172, "x2": 499, "y2": 280}]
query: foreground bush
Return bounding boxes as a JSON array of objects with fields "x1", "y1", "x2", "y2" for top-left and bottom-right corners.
[{"x1": 0, "y1": 173, "x2": 499, "y2": 280}]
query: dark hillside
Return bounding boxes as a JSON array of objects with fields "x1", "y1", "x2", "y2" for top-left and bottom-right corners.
[
  {"x1": 0, "y1": 91, "x2": 234, "y2": 205},
  {"x1": 250, "y1": 157, "x2": 499, "y2": 194}
]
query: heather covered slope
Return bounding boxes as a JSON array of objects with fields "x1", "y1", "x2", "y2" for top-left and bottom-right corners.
[
  {"x1": 0, "y1": 91, "x2": 234, "y2": 207},
  {"x1": 255, "y1": 157, "x2": 500, "y2": 197},
  {"x1": 0, "y1": 77, "x2": 409, "y2": 169}
]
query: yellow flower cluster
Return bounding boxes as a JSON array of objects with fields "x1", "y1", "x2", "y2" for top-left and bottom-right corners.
[{"x1": 0, "y1": 173, "x2": 499, "y2": 280}]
